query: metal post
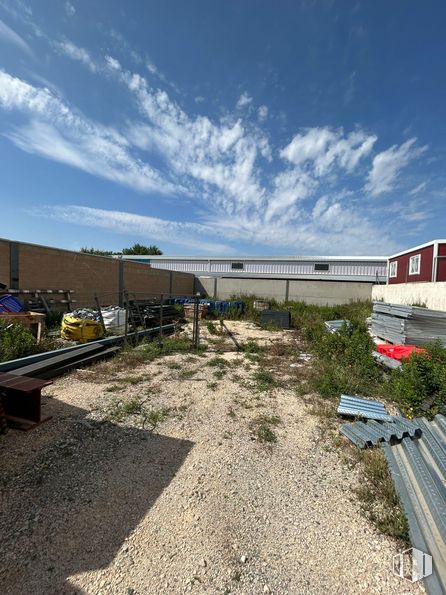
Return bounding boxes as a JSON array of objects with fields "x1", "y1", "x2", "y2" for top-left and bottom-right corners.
[
  {"x1": 159, "y1": 294, "x2": 164, "y2": 339},
  {"x1": 94, "y1": 294, "x2": 106, "y2": 336},
  {"x1": 124, "y1": 291, "x2": 129, "y2": 344},
  {"x1": 192, "y1": 292, "x2": 200, "y2": 349}
]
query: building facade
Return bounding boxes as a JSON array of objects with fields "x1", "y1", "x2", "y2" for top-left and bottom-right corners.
[
  {"x1": 387, "y1": 240, "x2": 446, "y2": 285},
  {"x1": 120, "y1": 255, "x2": 388, "y2": 283}
]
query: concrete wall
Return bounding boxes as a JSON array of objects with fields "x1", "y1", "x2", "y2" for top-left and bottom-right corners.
[
  {"x1": 372, "y1": 282, "x2": 446, "y2": 312},
  {"x1": 196, "y1": 276, "x2": 374, "y2": 305},
  {"x1": 0, "y1": 239, "x2": 195, "y2": 307}
]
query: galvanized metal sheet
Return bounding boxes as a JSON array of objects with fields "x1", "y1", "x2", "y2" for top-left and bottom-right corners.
[
  {"x1": 383, "y1": 415, "x2": 446, "y2": 595},
  {"x1": 340, "y1": 418, "x2": 422, "y2": 448},
  {"x1": 337, "y1": 394, "x2": 394, "y2": 421}
]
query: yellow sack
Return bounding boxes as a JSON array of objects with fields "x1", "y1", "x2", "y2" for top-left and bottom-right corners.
[{"x1": 61, "y1": 315, "x2": 104, "y2": 342}]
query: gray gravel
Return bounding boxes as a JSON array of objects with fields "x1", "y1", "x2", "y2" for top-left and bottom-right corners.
[{"x1": 0, "y1": 322, "x2": 425, "y2": 594}]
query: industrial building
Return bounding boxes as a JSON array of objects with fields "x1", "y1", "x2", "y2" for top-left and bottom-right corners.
[
  {"x1": 120, "y1": 255, "x2": 388, "y2": 283},
  {"x1": 387, "y1": 240, "x2": 446, "y2": 284},
  {"x1": 120, "y1": 255, "x2": 388, "y2": 305}
]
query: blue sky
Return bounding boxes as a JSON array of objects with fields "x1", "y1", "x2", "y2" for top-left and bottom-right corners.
[{"x1": 0, "y1": 0, "x2": 445, "y2": 256}]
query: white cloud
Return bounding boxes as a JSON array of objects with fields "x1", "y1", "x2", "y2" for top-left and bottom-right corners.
[
  {"x1": 409, "y1": 181, "x2": 427, "y2": 195},
  {"x1": 236, "y1": 92, "x2": 252, "y2": 109},
  {"x1": 54, "y1": 40, "x2": 96, "y2": 72},
  {"x1": 281, "y1": 127, "x2": 377, "y2": 176},
  {"x1": 194, "y1": 95, "x2": 205, "y2": 103},
  {"x1": 105, "y1": 55, "x2": 121, "y2": 71},
  {"x1": 39, "y1": 205, "x2": 231, "y2": 253},
  {"x1": 0, "y1": 70, "x2": 176, "y2": 194},
  {"x1": 365, "y1": 138, "x2": 427, "y2": 196},
  {"x1": 258, "y1": 105, "x2": 268, "y2": 122},
  {"x1": 0, "y1": 17, "x2": 32, "y2": 56},
  {"x1": 0, "y1": 61, "x2": 425, "y2": 255},
  {"x1": 65, "y1": 1, "x2": 75, "y2": 17}
]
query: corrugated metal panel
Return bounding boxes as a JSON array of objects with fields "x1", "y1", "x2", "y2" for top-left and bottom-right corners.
[
  {"x1": 383, "y1": 415, "x2": 446, "y2": 594},
  {"x1": 337, "y1": 394, "x2": 394, "y2": 421},
  {"x1": 325, "y1": 319, "x2": 351, "y2": 333},
  {"x1": 148, "y1": 258, "x2": 387, "y2": 281},
  {"x1": 340, "y1": 418, "x2": 422, "y2": 448}
]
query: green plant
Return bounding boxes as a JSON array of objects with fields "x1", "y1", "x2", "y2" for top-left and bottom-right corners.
[
  {"x1": 0, "y1": 320, "x2": 39, "y2": 362},
  {"x1": 386, "y1": 342, "x2": 446, "y2": 417},
  {"x1": 206, "y1": 321, "x2": 218, "y2": 335},
  {"x1": 354, "y1": 449, "x2": 409, "y2": 541},
  {"x1": 207, "y1": 356, "x2": 229, "y2": 368},
  {"x1": 242, "y1": 340, "x2": 264, "y2": 354},
  {"x1": 207, "y1": 381, "x2": 218, "y2": 389},
  {"x1": 254, "y1": 369, "x2": 277, "y2": 391},
  {"x1": 167, "y1": 362, "x2": 181, "y2": 370},
  {"x1": 105, "y1": 384, "x2": 124, "y2": 393},
  {"x1": 142, "y1": 407, "x2": 170, "y2": 430},
  {"x1": 179, "y1": 368, "x2": 197, "y2": 379},
  {"x1": 256, "y1": 425, "x2": 277, "y2": 443},
  {"x1": 250, "y1": 414, "x2": 280, "y2": 443}
]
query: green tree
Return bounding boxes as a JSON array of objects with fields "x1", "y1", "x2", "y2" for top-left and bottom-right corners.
[
  {"x1": 80, "y1": 247, "x2": 114, "y2": 256},
  {"x1": 121, "y1": 243, "x2": 163, "y2": 255}
]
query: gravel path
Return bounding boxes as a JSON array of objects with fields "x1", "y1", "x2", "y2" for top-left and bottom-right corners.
[{"x1": 0, "y1": 322, "x2": 425, "y2": 594}]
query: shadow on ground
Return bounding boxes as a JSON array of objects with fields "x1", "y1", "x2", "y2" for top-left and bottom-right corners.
[{"x1": 0, "y1": 394, "x2": 194, "y2": 594}]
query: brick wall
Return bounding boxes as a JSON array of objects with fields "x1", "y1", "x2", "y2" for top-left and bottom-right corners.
[
  {"x1": 0, "y1": 240, "x2": 10, "y2": 285},
  {"x1": 0, "y1": 239, "x2": 194, "y2": 307}
]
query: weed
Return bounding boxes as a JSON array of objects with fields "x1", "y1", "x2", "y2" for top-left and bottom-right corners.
[
  {"x1": 142, "y1": 406, "x2": 171, "y2": 431},
  {"x1": 242, "y1": 340, "x2": 264, "y2": 354},
  {"x1": 179, "y1": 368, "x2": 197, "y2": 379},
  {"x1": 254, "y1": 369, "x2": 277, "y2": 391},
  {"x1": 106, "y1": 398, "x2": 143, "y2": 422},
  {"x1": 213, "y1": 370, "x2": 225, "y2": 380},
  {"x1": 386, "y1": 341, "x2": 446, "y2": 417},
  {"x1": 227, "y1": 407, "x2": 237, "y2": 419},
  {"x1": 354, "y1": 449, "x2": 409, "y2": 542},
  {"x1": 207, "y1": 381, "x2": 218, "y2": 390},
  {"x1": 207, "y1": 356, "x2": 229, "y2": 368},
  {"x1": 0, "y1": 320, "x2": 39, "y2": 362},
  {"x1": 249, "y1": 414, "x2": 280, "y2": 443},
  {"x1": 206, "y1": 321, "x2": 219, "y2": 335},
  {"x1": 105, "y1": 384, "x2": 124, "y2": 393},
  {"x1": 167, "y1": 362, "x2": 181, "y2": 370}
]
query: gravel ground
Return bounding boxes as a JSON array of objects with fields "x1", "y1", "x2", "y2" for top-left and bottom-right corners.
[{"x1": 0, "y1": 321, "x2": 425, "y2": 595}]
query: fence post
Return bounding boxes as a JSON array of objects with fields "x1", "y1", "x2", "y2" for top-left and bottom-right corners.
[
  {"x1": 159, "y1": 293, "x2": 164, "y2": 340},
  {"x1": 124, "y1": 291, "x2": 129, "y2": 345},
  {"x1": 94, "y1": 293, "x2": 106, "y2": 336},
  {"x1": 192, "y1": 292, "x2": 200, "y2": 349}
]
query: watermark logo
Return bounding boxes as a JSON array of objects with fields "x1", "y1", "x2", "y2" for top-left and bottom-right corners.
[{"x1": 393, "y1": 547, "x2": 432, "y2": 583}]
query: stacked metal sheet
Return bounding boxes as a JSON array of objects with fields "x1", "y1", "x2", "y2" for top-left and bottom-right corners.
[
  {"x1": 384, "y1": 415, "x2": 446, "y2": 594},
  {"x1": 340, "y1": 417, "x2": 421, "y2": 448},
  {"x1": 371, "y1": 302, "x2": 446, "y2": 346},
  {"x1": 337, "y1": 394, "x2": 394, "y2": 421}
]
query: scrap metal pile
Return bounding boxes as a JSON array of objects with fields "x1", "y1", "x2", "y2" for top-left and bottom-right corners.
[{"x1": 371, "y1": 302, "x2": 446, "y2": 346}]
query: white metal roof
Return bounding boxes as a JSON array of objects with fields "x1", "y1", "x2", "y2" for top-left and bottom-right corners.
[
  {"x1": 388, "y1": 239, "x2": 446, "y2": 260},
  {"x1": 119, "y1": 255, "x2": 387, "y2": 262}
]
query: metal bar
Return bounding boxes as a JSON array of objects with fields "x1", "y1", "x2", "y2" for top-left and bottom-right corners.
[
  {"x1": 94, "y1": 294, "x2": 106, "y2": 336},
  {"x1": 159, "y1": 294, "x2": 164, "y2": 339}
]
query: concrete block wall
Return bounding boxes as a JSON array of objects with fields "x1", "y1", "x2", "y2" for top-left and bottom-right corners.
[
  {"x1": 372, "y1": 281, "x2": 446, "y2": 312},
  {"x1": 196, "y1": 276, "x2": 374, "y2": 305},
  {"x1": 0, "y1": 239, "x2": 194, "y2": 307}
]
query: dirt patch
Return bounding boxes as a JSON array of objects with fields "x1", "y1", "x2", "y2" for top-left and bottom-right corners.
[{"x1": 0, "y1": 321, "x2": 424, "y2": 594}]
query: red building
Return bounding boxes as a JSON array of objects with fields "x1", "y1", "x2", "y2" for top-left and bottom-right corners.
[{"x1": 388, "y1": 240, "x2": 446, "y2": 284}]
